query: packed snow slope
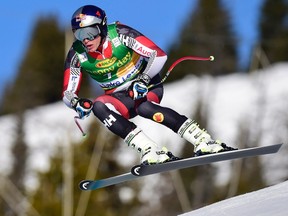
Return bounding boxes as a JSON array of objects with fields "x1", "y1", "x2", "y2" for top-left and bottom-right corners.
[{"x1": 179, "y1": 180, "x2": 288, "y2": 216}]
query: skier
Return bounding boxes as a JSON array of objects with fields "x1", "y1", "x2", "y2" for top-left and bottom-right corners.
[{"x1": 62, "y1": 5, "x2": 235, "y2": 165}]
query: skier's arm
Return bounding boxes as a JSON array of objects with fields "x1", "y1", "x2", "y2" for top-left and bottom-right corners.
[
  {"x1": 117, "y1": 23, "x2": 167, "y2": 80},
  {"x1": 62, "y1": 48, "x2": 83, "y2": 108}
]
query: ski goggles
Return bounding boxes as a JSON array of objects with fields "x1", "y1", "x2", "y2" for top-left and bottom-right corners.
[{"x1": 73, "y1": 25, "x2": 101, "y2": 41}]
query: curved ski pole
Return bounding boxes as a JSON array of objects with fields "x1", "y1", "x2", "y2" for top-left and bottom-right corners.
[
  {"x1": 148, "y1": 55, "x2": 214, "y2": 89},
  {"x1": 74, "y1": 116, "x2": 87, "y2": 136}
]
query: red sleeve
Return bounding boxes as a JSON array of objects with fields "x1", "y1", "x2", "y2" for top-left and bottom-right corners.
[{"x1": 62, "y1": 68, "x2": 82, "y2": 97}]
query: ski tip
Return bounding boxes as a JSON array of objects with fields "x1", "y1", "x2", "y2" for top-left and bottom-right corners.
[
  {"x1": 275, "y1": 143, "x2": 284, "y2": 152},
  {"x1": 79, "y1": 180, "x2": 93, "y2": 190},
  {"x1": 131, "y1": 165, "x2": 143, "y2": 176}
]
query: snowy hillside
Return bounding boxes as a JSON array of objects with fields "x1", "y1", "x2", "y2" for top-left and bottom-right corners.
[
  {"x1": 179, "y1": 180, "x2": 288, "y2": 216},
  {"x1": 1, "y1": 63, "x2": 288, "y2": 191},
  {"x1": 0, "y1": 102, "x2": 93, "y2": 189}
]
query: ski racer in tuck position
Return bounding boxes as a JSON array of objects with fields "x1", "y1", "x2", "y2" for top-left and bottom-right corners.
[{"x1": 62, "y1": 5, "x2": 236, "y2": 165}]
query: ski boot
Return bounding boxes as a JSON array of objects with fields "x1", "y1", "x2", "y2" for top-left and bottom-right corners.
[
  {"x1": 178, "y1": 119, "x2": 237, "y2": 156},
  {"x1": 124, "y1": 128, "x2": 174, "y2": 165}
]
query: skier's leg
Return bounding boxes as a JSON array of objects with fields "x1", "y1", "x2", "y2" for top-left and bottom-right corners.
[
  {"x1": 93, "y1": 99, "x2": 135, "y2": 139},
  {"x1": 137, "y1": 101, "x2": 235, "y2": 155},
  {"x1": 137, "y1": 82, "x2": 236, "y2": 155},
  {"x1": 93, "y1": 94, "x2": 169, "y2": 164},
  {"x1": 177, "y1": 119, "x2": 236, "y2": 155},
  {"x1": 124, "y1": 127, "x2": 170, "y2": 165},
  {"x1": 137, "y1": 78, "x2": 188, "y2": 133}
]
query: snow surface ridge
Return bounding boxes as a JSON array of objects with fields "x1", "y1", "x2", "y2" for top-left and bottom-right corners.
[{"x1": 179, "y1": 180, "x2": 288, "y2": 216}]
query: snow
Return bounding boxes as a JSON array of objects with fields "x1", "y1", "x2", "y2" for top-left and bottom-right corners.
[
  {"x1": 179, "y1": 180, "x2": 288, "y2": 216},
  {"x1": 0, "y1": 102, "x2": 94, "y2": 190},
  {"x1": 0, "y1": 62, "x2": 288, "y2": 210}
]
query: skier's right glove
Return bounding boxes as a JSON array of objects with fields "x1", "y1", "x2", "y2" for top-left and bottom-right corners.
[{"x1": 71, "y1": 97, "x2": 93, "y2": 119}]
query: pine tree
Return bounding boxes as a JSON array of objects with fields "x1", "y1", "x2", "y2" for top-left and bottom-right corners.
[
  {"x1": 9, "y1": 113, "x2": 28, "y2": 191},
  {"x1": 227, "y1": 121, "x2": 266, "y2": 197},
  {"x1": 259, "y1": 0, "x2": 288, "y2": 63},
  {"x1": 0, "y1": 16, "x2": 91, "y2": 115},
  {"x1": 29, "y1": 122, "x2": 142, "y2": 215},
  {"x1": 0, "y1": 113, "x2": 29, "y2": 215},
  {"x1": 163, "y1": 0, "x2": 237, "y2": 81},
  {"x1": 0, "y1": 16, "x2": 64, "y2": 114}
]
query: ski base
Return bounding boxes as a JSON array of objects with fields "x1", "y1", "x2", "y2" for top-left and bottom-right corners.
[{"x1": 79, "y1": 143, "x2": 283, "y2": 190}]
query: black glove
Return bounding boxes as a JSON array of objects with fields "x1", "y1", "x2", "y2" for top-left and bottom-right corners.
[
  {"x1": 128, "y1": 74, "x2": 151, "y2": 100},
  {"x1": 71, "y1": 97, "x2": 93, "y2": 119}
]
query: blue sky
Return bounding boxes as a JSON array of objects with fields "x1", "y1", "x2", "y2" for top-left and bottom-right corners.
[{"x1": 0, "y1": 0, "x2": 263, "y2": 98}]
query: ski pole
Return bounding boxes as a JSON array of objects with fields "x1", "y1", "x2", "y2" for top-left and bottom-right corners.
[
  {"x1": 148, "y1": 55, "x2": 214, "y2": 89},
  {"x1": 74, "y1": 116, "x2": 87, "y2": 137}
]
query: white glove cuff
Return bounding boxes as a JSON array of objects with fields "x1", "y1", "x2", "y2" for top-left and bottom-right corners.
[{"x1": 63, "y1": 90, "x2": 78, "y2": 108}]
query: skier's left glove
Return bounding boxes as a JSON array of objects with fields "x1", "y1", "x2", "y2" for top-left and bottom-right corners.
[
  {"x1": 71, "y1": 97, "x2": 93, "y2": 119},
  {"x1": 128, "y1": 74, "x2": 151, "y2": 100}
]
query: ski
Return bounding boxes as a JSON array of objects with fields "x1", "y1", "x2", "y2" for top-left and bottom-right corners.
[
  {"x1": 79, "y1": 143, "x2": 283, "y2": 190},
  {"x1": 131, "y1": 143, "x2": 283, "y2": 176},
  {"x1": 79, "y1": 173, "x2": 139, "y2": 190}
]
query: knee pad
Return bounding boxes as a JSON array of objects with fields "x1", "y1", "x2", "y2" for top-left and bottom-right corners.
[
  {"x1": 136, "y1": 101, "x2": 156, "y2": 118},
  {"x1": 92, "y1": 101, "x2": 108, "y2": 118}
]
